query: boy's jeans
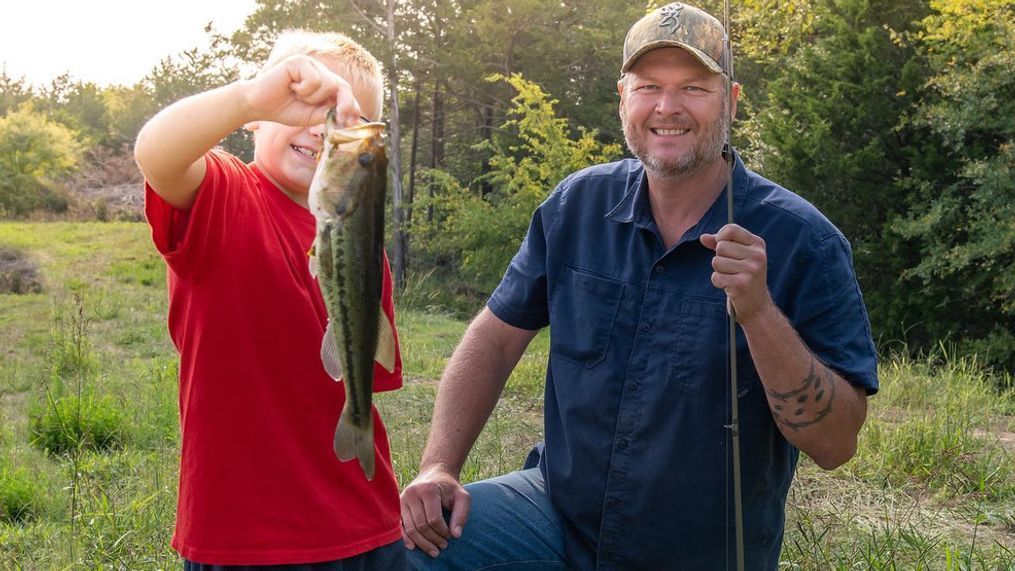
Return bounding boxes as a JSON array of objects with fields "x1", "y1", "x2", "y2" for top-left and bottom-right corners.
[{"x1": 406, "y1": 468, "x2": 567, "y2": 570}]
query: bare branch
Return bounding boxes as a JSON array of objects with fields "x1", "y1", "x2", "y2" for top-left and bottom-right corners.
[{"x1": 348, "y1": 0, "x2": 387, "y2": 35}]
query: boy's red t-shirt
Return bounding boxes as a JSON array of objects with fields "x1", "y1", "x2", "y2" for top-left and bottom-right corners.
[{"x1": 144, "y1": 150, "x2": 404, "y2": 565}]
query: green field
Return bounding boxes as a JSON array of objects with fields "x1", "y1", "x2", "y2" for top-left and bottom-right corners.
[{"x1": 1, "y1": 222, "x2": 1013, "y2": 569}]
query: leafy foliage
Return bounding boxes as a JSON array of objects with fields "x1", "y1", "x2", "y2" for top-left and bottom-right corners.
[
  {"x1": 0, "y1": 468, "x2": 41, "y2": 524},
  {"x1": 0, "y1": 105, "x2": 82, "y2": 217},
  {"x1": 415, "y1": 74, "x2": 621, "y2": 290},
  {"x1": 29, "y1": 394, "x2": 127, "y2": 455},
  {"x1": 749, "y1": 0, "x2": 934, "y2": 359},
  {"x1": 894, "y1": 0, "x2": 1015, "y2": 368}
]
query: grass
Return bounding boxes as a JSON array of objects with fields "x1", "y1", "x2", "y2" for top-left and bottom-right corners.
[{"x1": 0, "y1": 221, "x2": 1013, "y2": 568}]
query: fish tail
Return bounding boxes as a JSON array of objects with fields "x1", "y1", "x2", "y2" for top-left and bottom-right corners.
[{"x1": 334, "y1": 407, "x2": 376, "y2": 480}]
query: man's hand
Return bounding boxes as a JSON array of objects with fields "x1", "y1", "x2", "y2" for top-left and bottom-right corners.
[
  {"x1": 700, "y1": 224, "x2": 773, "y2": 325},
  {"x1": 242, "y1": 54, "x2": 361, "y2": 128},
  {"x1": 400, "y1": 466, "x2": 472, "y2": 558}
]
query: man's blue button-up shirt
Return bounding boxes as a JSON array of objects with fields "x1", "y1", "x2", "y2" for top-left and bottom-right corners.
[{"x1": 487, "y1": 155, "x2": 879, "y2": 570}]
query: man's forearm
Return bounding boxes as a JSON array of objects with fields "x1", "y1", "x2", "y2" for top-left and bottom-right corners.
[
  {"x1": 419, "y1": 308, "x2": 537, "y2": 477},
  {"x1": 740, "y1": 303, "x2": 868, "y2": 469}
]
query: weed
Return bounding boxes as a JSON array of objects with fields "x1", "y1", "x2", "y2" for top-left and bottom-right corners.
[
  {"x1": 28, "y1": 393, "x2": 127, "y2": 455},
  {"x1": 0, "y1": 467, "x2": 41, "y2": 524}
]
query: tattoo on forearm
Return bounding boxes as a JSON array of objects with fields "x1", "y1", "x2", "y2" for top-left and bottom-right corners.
[{"x1": 766, "y1": 361, "x2": 835, "y2": 431}]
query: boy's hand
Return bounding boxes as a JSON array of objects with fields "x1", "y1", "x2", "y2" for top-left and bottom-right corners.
[{"x1": 243, "y1": 55, "x2": 362, "y2": 128}]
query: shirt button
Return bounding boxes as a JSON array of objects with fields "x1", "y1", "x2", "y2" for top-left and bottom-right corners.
[
  {"x1": 617, "y1": 439, "x2": 628, "y2": 450},
  {"x1": 639, "y1": 322, "x2": 651, "y2": 332},
  {"x1": 628, "y1": 381, "x2": 639, "y2": 391},
  {"x1": 606, "y1": 497, "x2": 618, "y2": 507},
  {"x1": 655, "y1": 265, "x2": 664, "y2": 274}
]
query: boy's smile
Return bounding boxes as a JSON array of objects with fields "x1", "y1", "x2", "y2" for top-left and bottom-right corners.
[{"x1": 291, "y1": 144, "x2": 320, "y2": 161}]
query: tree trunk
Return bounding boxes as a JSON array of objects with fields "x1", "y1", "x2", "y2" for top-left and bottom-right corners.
[
  {"x1": 407, "y1": 77, "x2": 421, "y2": 228},
  {"x1": 427, "y1": 78, "x2": 444, "y2": 222},
  {"x1": 386, "y1": 0, "x2": 406, "y2": 290},
  {"x1": 480, "y1": 103, "x2": 493, "y2": 197}
]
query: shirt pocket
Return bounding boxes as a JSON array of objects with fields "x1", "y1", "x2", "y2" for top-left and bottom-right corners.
[
  {"x1": 669, "y1": 296, "x2": 758, "y2": 397},
  {"x1": 549, "y1": 267, "x2": 624, "y2": 368}
]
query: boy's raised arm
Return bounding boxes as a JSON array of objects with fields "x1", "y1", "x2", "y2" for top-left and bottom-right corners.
[{"x1": 134, "y1": 55, "x2": 362, "y2": 210}]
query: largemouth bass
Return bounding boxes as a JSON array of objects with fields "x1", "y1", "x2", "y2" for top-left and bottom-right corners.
[{"x1": 308, "y1": 110, "x2": 396, "y2": 481}]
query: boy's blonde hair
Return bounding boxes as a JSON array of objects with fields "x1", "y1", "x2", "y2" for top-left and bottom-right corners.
[{"x1": 263, "y1": 30, "x2": 384, "y2": 120}]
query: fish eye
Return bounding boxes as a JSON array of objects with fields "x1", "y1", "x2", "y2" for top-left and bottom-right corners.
[{"x1": 358, "y1": 153, "x2": 372, "y2": 166}]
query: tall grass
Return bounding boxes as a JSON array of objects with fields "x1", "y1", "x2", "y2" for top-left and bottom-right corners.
[{"x1": 0, "y1": 222, "x2": 1013, "y2": 567}]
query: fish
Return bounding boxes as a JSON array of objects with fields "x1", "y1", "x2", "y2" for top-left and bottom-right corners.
[{"x1": 307, "y1": 110, "x2": 397, "y2": 481}]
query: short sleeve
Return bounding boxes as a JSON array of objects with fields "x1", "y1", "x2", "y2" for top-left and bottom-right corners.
[
  {"x1": 788, "y1": 232, "x2": 879, "y2": 394},
  {"x1": 486, "y1": 189, "x2": 563, "y2": 330},
  {"x1": 144, "y1": 150, "x2": 251, "y2": 282}
]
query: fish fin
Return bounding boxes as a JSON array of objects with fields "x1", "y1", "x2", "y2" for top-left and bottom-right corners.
[
  {"x1": 375, "y1": 309, "x2": 397, "y2": 373},
  {"x1": 320, "y1": 321, "x2": 342, "y2": 381},
  {"x1": 334, "y1": 409, "x2": 376, "y2": 480}
]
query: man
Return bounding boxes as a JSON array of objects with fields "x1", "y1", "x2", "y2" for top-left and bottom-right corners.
[{"x1": 400, "y1": 3, "x2": 878, "y2": 569}]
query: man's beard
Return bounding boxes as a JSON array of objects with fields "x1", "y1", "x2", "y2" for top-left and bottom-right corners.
[{"x1": 622, "y1": 97, "x2": 729, "y2": 180}]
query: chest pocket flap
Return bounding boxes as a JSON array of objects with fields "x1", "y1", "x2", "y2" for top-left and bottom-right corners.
[{"x1": 549, "y1": 267, "x2": 624, "y2": 368}]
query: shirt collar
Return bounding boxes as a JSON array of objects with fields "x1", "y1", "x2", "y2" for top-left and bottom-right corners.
[{"x1": 605, "y1": 151, "x2": 751, "y2": 236}]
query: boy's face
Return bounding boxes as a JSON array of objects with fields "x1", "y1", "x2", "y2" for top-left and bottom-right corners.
[{"x1": 251, "y1": 55, "x2": 381, "y2": 203}]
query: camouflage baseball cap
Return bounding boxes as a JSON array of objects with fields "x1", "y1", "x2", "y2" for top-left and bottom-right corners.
[{"x1": 621, "y1": 3, "x2": 726, "y2": 74}]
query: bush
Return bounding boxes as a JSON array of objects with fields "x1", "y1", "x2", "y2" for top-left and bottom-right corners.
[
  {"x1": 0, "y1": 468, "x2": 41, "y2": 524},
  {"x1": 29, "y1": 394, "x2": 127, "y2": 455},
  {"x1": 413, "y1": 74, "x2": 622, "y2": 292},
  {"x1": 0, "y1": 246, "x2": 43, "y2": 294},
  {"x1": 0, "y1": 104, "x2": 83, "y2": 218}
]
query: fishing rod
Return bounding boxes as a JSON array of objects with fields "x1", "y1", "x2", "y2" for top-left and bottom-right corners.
[{"x1": 722, "y1": 0, "x2": 745, "y2": 570}]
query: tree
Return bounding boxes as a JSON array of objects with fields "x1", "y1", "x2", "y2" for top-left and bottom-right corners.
[
  {"x1": 37, "y1": 75, "x2": 111, "y2": 148},
  {"x1": 416, "y1": 74, "x2": 621, "y2": 290},
  {"x1": 749, "y1": 0, "x2": 931, "y2": 346},
  {"x1": 0, "y1": 70, "x2": 34, "y2": 118},
  {"x1": 894, "y1": 0, "x2": 1015, "y2": 369},
  {"x1": 0, "y1": 105, "x2": 83, "y2": 217}
]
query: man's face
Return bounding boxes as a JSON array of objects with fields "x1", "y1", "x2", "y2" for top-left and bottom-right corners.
[
  {"x1": 252, "y1": 56, "x2": 380, "y2": 199},
  {"x1": 618, "y1": 47, "x2": 737, "y2": 180}
]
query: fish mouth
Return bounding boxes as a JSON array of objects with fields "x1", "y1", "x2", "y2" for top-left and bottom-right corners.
[
  {"x1": 328, "y1": 122, "x2": 386, "y2": 145},
  {"x1": 291, "y1": 145, "x2": 319, "y2": 160}
]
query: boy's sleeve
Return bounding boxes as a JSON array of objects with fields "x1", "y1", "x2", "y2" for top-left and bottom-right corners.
[
  {"x1": 373, "y1": 249, "x2": 403, "y2": 392},
  {"x1": 143, "y1": 149, "x2": 249, "y2": 282}
]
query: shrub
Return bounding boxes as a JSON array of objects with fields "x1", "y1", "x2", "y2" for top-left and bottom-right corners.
[
  {"x1": 29, "y1": 394, "x2": 127, "y2": 455},
  {"x1": 0, "y1": 104, "x2": 82, "y2": 217},
  {"x1": 0, "y1": 468, "x2": 41, "y2": 524},
  {"x1": 0, "y1": 246, "x2": 43, "y2": 294}
]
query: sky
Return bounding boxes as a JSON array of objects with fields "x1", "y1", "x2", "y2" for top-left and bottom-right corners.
[{"x1": 0, "y1": 0, "x2": 258, "y2": 88}]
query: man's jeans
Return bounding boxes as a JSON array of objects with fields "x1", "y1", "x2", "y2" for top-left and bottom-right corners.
[{"x1": 406, "y1": 468, "x2": 567, "y2": 570}]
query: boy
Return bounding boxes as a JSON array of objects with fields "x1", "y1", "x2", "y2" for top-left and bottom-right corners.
[{"x1": 134, "y1": 31, "x2": 406, "y2": 569}]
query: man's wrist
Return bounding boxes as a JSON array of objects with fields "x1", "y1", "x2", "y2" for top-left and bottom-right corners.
[
  {"x1": 737, "y1": 295, "x2": 781, "y2": 331},
  {"x1": 417, "y1": 460, "x2": 460, "y2": 481}
]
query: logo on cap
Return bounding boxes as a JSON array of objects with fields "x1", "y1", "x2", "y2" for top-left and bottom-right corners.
[{"x1": 658, "y1": 4, "x2": 684, "y2": 34}]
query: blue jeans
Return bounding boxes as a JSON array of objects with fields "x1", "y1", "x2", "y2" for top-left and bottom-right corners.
[
  {"x1": 183, "y1": 538, "x2": 406, "y2": 570},
  {"x1": 406, "y1": 468, "x2": 566, "y2": 570}
]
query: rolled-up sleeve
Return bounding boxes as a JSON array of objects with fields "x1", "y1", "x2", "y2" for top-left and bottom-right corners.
[
  {"x1": 486, "y1": 188, "x2": 565, "y2": 331},
  {"x1": 790, "y1": 231, "x2": 879, "y2": 394}
]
